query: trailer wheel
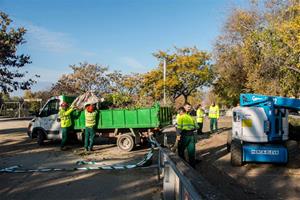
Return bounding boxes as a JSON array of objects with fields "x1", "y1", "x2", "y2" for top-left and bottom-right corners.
[
  {"x1": 37, "y1": 130, "x2": 45, "y2": 146},
  {"x1": 226, "y1": 131, "x2": 232, "y2": 152},
  {"x1": 231, "y1": 141, "x2": 243, "y2": 166},
  {"x1": 117, "y1": 134, "x2": 135, "y2": 152}
]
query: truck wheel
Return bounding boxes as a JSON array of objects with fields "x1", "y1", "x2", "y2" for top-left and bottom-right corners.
[
  {"x1": 117, "y1": 134, "x2": 135, "y2": 152},
  {"x1": 27, "y1": 124, "x2": 33, "y2": 138},
  {"x1": 226, "y1": 131, "x2": 232, "y2": 152},
  {"x1": 231, "y1": 141, "x2": 243, "y2": 166},
  {"x1": 37, "y1": 130, "x2": 45, "y2": 146}
]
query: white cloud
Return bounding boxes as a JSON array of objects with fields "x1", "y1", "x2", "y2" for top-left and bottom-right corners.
[
  {"x1": 119, "y1": 56, "x2": 146, "y2": 71},
  {"x1": 25, "y1": 23, "x2": 74, "y2": 53}
]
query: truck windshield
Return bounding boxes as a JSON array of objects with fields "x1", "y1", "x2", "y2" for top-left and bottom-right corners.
[{"x1": 41, "y1": 99, "x2": 60, "y2": 117}]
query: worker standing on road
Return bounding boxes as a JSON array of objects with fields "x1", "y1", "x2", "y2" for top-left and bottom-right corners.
[
  {"x1": 209, "y1": 102, "x2": 220, "y2": 133},
  {"x1": 176, "y1": 103, "x2": 198, "y2": 168},
  {"x1": 84, "y1": 103, "x2": 97, "y2": 151},
  {"x1": 196, "y1": 104, "x2": 204, "y2": 135},
  {"x1": 59, "y1": 102, "x2": 75, "y2": 151}
]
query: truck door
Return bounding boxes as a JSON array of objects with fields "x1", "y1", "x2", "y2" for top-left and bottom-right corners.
[{"x1": 39, "y1": 99, "x2": 60, "y2": 136}]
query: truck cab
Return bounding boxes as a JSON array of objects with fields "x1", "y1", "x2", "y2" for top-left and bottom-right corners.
[{"x1": 28, "y1": 95, "x2": 76, "y2": 145}]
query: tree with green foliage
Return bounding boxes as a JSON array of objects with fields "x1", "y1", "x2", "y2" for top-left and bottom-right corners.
[{"x1": 0, "y1": 12, "x2": 37, "y2": 93}]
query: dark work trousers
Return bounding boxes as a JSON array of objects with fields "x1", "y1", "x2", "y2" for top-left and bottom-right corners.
[
  {"x1": 85, "y1": 127, "x2": 95, "y2": 151},
  {"x1": 61, "y1": 127, "x2": 70, "y2": 147},
  {"x1": 210, "y1": 118, "x2": 218, "y2": 133},
  {"x1": 178, "y1": 133, "x2": 196, "y2": 168},
  {"x1": 197, "y1": 122, "x2": 203, "y2": 135}
]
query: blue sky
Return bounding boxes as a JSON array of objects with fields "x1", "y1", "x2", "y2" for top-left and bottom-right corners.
[{"x1": 1, "y1": 0, "x2": 248, "y2": 96}]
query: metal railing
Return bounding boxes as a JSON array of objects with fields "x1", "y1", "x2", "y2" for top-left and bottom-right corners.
[{"x1": 153, "y1": 135, "x2": 228, "y2": 200}]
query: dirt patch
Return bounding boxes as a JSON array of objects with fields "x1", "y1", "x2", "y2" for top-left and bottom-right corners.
[
  {"x1": 194, "y1": 117, "x2": 300, "y2": 200},
  {"x1": 0, "y1": 119, "x2": 161, "y2": 200}
]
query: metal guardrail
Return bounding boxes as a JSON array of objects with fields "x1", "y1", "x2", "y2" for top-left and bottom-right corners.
[{"x1": 152, "y1": 135, "x2": 228, "y2": 200}]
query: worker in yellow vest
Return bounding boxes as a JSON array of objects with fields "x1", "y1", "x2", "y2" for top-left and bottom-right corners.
[
  {"x1": 196, "y1": 104, "x2": 204, "y2": 135},
  {"x1": 84, "y1": 103, "x2": 97, "y2": 151},
  {"x1": 209, "y1": 102, "x2": 220, "y2": 133},
  {"x1": 177, "y1": 103, "x2": 198, "y2": 168},
  {"x1": 58, "y1": 102, "x2": 75, "y2": 151}
]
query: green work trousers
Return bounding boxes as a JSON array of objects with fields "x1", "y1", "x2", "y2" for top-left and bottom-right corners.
[
  {"x1": 178, "y1": 134, "x2": 196, "y2": 167},
  {"x1": 61, "y1": 127, "x2": 69, "y2": 147},
  {"x1": 85, "y1": 127, "x2": 95, "y2": 150},
  {"x1": 210, "y1": 118, "x2": 218, "y2": 133}
]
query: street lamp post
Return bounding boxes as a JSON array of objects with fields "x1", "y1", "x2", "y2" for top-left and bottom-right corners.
[{"x1": 163, "y1": 58, "x2": 167, "y2": 105}]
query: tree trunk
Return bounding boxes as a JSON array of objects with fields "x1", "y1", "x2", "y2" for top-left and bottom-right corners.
[
  {"x1": 183, "y1": 95, "x2": 188, "y2": 103},
  {"x1": 286, "y1": 66, "x2": 300, "y2": 74}
]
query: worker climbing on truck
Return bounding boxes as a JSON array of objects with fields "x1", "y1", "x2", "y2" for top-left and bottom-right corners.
[
  {"x1": 209, "y1": 102, "x2": 219, "y2": 133},
  {"x1": 176, "y1": 103, "x2": 198, "y2": 168},
  {"x1": 58, "y1": 102, "x2": 76, "y2": 151},
  {"x1": 84, "y1": 103, "x2": 97, "y2": 151}
]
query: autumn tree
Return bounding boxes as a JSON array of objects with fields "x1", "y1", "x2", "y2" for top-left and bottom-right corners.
[
  {"x1": 51, "y1": 62, "x2": 109, "y2": 96},
  {"x1": 213, "y1": 8, "x2": 256, "y2": 106},
  {"x1": 141, "y1": 47, "x2": 214, "y2": 103},
  {"x1": 0, "y1": 12, "x2": 37, "y2": 93},
  {"x1": 213, "y1": 0, "x2": 300, "y2": 106},
  {"x1": 106, "y1": 71, "x2": 143, "y2": 107}
]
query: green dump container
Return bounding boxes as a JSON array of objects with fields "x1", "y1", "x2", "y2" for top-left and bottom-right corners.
[{"x1": 73, "y1": 103, "x2": 172, "y2": 130}]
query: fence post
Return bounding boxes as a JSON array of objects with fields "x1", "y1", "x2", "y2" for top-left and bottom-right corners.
[
  {"x1": 157, "y1": 149, "x2": 161, "y2": 181},
  {"x1": 163, "y1": 162, "x2": 176, "y2": 200},
  {"x1": 18, "y1": 102, "x2": 21, "y2": 118}
]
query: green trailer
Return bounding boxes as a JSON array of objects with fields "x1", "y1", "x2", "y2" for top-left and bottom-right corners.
[
  {"x1": 28, "y1": 95, "x2": 172, "y2": 151},
  {"x1": 74, "y1": 103, "x2": 172, "y2": 151}
]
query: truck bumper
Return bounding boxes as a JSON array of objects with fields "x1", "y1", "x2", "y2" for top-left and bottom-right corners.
[{"x1": 243, "y1": 144, "x2": 288, "y2": 163}]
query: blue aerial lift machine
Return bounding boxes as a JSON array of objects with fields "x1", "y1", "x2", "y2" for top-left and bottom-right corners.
[{"x1": 228, "y1": 93, "x2": 300, "y2": 166}]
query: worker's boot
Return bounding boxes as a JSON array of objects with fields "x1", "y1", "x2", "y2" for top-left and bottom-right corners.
[{"x1": 60, "y1": 146, "x2": 67, "y2": 151}]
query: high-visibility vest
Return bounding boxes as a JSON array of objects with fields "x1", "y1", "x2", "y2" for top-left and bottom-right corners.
[
  {"x1": 85, "y1": 110, "x2": 97, "y2": 128},
  {"x1": 177, "y1": 113, "x2": 197, "y2": 131},
  {"x1": 209, "y1": 105, "x2": 219, "y2": 119},
  {"x1": 59, "y1": 107, "x2": 73, "y2": 128},
  {"x1": 196, "y1": 109, "x2": 204, "y2": 123}
]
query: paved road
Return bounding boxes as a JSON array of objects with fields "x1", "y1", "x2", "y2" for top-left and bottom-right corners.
[{"x1": 0, "y1": 119, "x2": 161, "y2": 200}]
